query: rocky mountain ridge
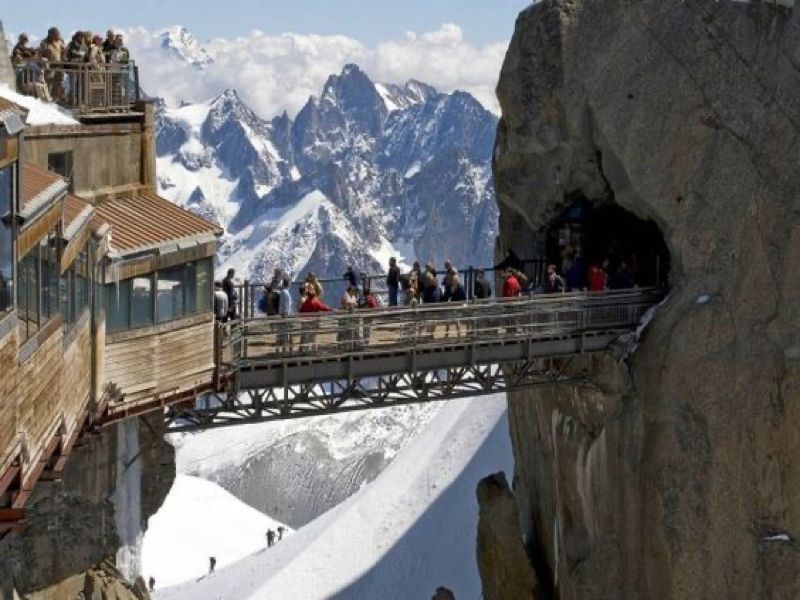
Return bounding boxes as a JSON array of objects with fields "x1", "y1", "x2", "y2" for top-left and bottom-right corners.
[{"x1": 155, "y1": 64, "x2": 499, "y2": 284}]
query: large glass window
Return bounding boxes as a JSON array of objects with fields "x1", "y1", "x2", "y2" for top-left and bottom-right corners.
[
  {"x1": 16, "y1": 223, "x2": 62, "y2": 342},
  {"x1": 105, "y1": 258, "x2": 215, "y2": 333},
  {"x1": 17, "y1": 248, "x2": 38, "y2": 340},
  {"x1": 0, "y1": 165, "x2": 13, "y2": 314},
  {"x1": 131, "y1": 276, "x2": 153, "y2": 328},
  {"x1": 157, "y1": 266, "x2": 185, "y2": 323},
  {"x1": 61, "y1": 246, "x2": 91, "y2": 331}
]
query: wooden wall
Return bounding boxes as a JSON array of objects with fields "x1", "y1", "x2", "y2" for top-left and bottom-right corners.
[
  {"x1": 104, "y1": 315, "x2": 215, "y2": 412},
  {"x1": 0, "y1": 315, "x2": 94, "y2": 481}
]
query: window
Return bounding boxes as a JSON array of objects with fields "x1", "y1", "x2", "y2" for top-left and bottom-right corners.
[
  {"x1": 61, "y1": 246, "x2": 91, "y2": 331},
  {"x1": 131, "y1": 276, "x2": 153, "y2": 328},
  {"x1": 104, "y1": 258, "x2": 215, "y2": 333},
  {"x1": 0, "y1": 165, "x2": 13, "y2": 314},
  {"x1": 47, "y1": 151, "x2": 74, "y2": 187},
  {"x1": 16, "y1": 224, "x2": 61, "y2": 342}
]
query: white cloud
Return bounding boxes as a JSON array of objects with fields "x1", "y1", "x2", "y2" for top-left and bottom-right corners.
[{"x1": 125, "y1": 23, "x2": 506, "y2": 118}]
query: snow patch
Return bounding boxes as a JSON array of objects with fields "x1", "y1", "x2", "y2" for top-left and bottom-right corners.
[{"x1": 0, "y1": 84, "x2": 79, "y2": 126}]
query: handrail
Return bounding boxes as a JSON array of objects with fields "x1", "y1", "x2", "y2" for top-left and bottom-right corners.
[
  {"x1": 215, "y1": 288, "x2": 662, "y2": 370},
  {"x1": 13, "y1": 60, "x2": 140, "y2": 114}
]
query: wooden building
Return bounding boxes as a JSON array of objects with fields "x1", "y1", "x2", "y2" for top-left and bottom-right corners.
[{"x1": 0, "y1": 62, "x2": 222, "y2": 531}]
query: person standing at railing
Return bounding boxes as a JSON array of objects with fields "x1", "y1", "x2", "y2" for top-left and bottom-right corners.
[
  {"x1": 305, "y1": 272, "x2": 323, "y2": 301},
  {"x1": 359, "y1": 286, "x2": 380, "y2": 346},
  {"x1": 386, "y1": 258, "x2": 400, "y2": 307},
  {"x1": 213, "y1": 282, "x2": 229, "y2": 322},
  {"x1": 441, "y1": 272, "x2": 467, "y2": 338},
  {"x1": 277, "y1": 278, "x2": 294, "y2": 353},
  {"x1": 222, "y1": 268, "x2": 238, "y2": 321},
  {"x1": 299, "y1": 284, "x2": 331, "y2": 352},
  {"x1": 39, "y1": 28, "x2": 65, "y2": 102},
  {"x1": 102, "y1": 30, "x2": 116, "y2": 62},
  {"x1": 501, "y1": 269, "x2": 522, "y2": 298},
  {"x1": 338, "y1": 286, "x2": 359, "y2": 350},
  {"x1": 588, "y1": 262, "x2": 608, "y2": 292},
  {"x1": 11, "y1": 34, "x2": 37, "y2": 63},
  {"x1": 543, "y1": 265, "x2": 567, "y2": 294},
  {"x1": 66, "y1": 32, "x2": 88, "y2": 62},
  {"x1": 473, "y1": 269, "x2": 492, "y2": 300}
]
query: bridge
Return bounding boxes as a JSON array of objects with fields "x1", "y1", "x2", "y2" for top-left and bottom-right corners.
[{"x1": 157, "y1": 288, "x2": 661, "y2": 432}]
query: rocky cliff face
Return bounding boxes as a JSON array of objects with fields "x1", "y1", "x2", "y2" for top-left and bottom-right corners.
[
  {"x1": 491, "y1": 1, "x2": 800, "y2": 597},
  {"x1": 0, "y1": 416, "x2": 174, "y2": 599}
]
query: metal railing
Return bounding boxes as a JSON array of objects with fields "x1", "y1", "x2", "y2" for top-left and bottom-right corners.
[
  {"x1": 216, "y1": 288, "x2": 661, "y2": 373},
  {"x1": 230, "y1": 259, "x2": 549, "y2": 320},
  {"x1": 14, "y1": 60, "x2": 140, "y2": 113}
]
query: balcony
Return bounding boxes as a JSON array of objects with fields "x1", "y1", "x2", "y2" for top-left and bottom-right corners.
[{"x1": 13, "y1": 61, "x2": 140, "y2": 115}]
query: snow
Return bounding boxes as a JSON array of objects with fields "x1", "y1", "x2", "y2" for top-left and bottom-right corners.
[
  {"x1": 696, "y1": 294, "x2": 712, "y2": 304},
  {"x1": 0, "y1": 84, "x2": 79, "y2": 126},
  {"x1": 154, "y1": 395, "x2": 512, "y2": 600},
  {"x1": 157, "y1": 156, "x2": 239, "y2": 226},
  {"x1": 404, "y1": 162, "x2": 421, "y2": 178},
  {"x1": 143, "y1": 475, "x2": 290, "y2": 589},
  {"x1": 375, "y1": 83, "x2": 400, "y2": 113},
  {"x1": 762, "y1": 533, "x2": 792, "y2": 542}
]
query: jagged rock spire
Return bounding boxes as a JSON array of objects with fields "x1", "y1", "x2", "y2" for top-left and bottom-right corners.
[{"x1": 0, "y1": 21, "x2": 15, "y2": 88}]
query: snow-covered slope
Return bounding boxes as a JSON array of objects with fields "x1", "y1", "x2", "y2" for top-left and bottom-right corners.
[
  {"x1": 142, "y1": 475, "x2": 290, "y2": 589},
  {"x1": 171, "y1": 403, "x2": 442, "y2": 528},
  {"x1": 154, "y1": 395, "x2": 512, "y2": 600},
  {"x1": 155, "y1": 64, "x2": 499, "y2": 285}
]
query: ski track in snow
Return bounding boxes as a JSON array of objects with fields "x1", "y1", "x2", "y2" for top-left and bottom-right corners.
[{"x1": 153, "y1": 395, "x2": 512, "y2": 600}]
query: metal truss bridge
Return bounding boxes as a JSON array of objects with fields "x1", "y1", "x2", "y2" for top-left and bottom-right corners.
[{"x1": 165, "y1": 289, "x2": 661, "y2": 432}]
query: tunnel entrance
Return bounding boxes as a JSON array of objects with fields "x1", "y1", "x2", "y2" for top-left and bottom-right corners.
[{"x1": 545, "y1": 198, "x2": 670, "y2": 291}]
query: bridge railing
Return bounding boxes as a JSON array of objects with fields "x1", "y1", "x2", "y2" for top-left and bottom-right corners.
[
  {"x1": 216, "y1": 288, "x2": 661, "y2": 373},
  {"x1": 14, "y1": 60, "x2": 140, "y2": 113},
  {"x1": 230, "y1": 259, "x2": 548, "y2": 320}
]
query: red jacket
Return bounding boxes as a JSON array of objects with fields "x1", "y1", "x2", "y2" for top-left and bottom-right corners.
[
  {"x1": 299, "y1": 297, "x2": 331, "y2": 313},
  {"x1": 502, "y1": 275, "x2": 522, "y2": 298},
  {"x1": 588, "y1": 267, "x2": 607, "y2": 292}
]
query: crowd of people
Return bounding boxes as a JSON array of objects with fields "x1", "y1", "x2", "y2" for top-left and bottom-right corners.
[
  {"x1": 10, "y1": 27, "x2": 133, "y2": 103},
  {"x1": 212, "y1": 253, "x2": 645, "y2": 322}
]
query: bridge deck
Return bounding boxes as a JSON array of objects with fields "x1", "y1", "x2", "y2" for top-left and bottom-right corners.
[{"x1": 164, "y1": 289, "x2": 661, "y2": 432}]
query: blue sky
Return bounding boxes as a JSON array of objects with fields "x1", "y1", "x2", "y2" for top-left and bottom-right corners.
[{"x1": 3, "y1": 0, "x2": 531, "y2": 46}]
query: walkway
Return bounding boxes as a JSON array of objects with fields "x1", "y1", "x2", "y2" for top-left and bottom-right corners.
[{"x1": 165, "y1": 289, "x2": 661, "y2": 432}]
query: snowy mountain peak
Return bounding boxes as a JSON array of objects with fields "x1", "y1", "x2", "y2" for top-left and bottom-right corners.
[{"x1": 159, "y1": 25, "x2": 214, "y2": 69}]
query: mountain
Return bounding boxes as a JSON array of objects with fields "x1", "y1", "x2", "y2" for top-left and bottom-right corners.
[
  {"x1": 159, "y1": 26, "x2": 214, "y2": 69},
  {"x1": 155, "y1": 64, "x2": 499, "y2": 286}
]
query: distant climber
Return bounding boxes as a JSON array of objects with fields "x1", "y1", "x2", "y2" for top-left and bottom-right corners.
[
  {"x1": 267, "y1": 528, "x2": 276, "y2": 548},
  {"x1": 209, "y1": 556, "x2": 216, "y2": 574},
  {"x1": 148, "y1": 577, "x2": 155, "y2": 592},
  {"x1": 277, "y1": 526, "x2": 285, "y2": 541}
]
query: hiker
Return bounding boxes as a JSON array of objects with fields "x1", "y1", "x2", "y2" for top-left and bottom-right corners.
[
  {"x1": 277, "y1": 526, "x2": 285, "y2": 541},
  {"x1": 386, "y1": 257, "x2": 400, "y2": 306},
  {"x1": 209, "y1": 556, "x2": 216, "y2": 574},
  {"x1": 222, "y1": 268, "x2": 238, "y2": 320},
  {"x1": 588, "y1": 262, "x2": 608, "y2": 292},
  {"x1": 502, "y1": 269, "x2": 522, "y2": 298},
  {"x1": 266, "y1": 528, "x2": 276, "y2": 548},
  {"x1": 148, "y1": 577, "x2": 155, "y2": 592},
  {"x1": 213, "y1": 282, "x2": 229, "y2": 322},
  {"x1": 543, "y1": 264, "x2": 566, "y2": 294},
  {"x1": 473, "y1": 269, "x2": 492, "y2": 300}
]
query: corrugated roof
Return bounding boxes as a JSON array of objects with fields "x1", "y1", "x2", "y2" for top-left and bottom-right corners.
[
  {"x1": 94, "y1": 192, "x2": 222, "y2": 255},
  {"x1": 20, "y1": 161, "x2": 68, "y2": 217},
  {"x1": 0, "y1": 97, "x2": 26, "y2": 114}
]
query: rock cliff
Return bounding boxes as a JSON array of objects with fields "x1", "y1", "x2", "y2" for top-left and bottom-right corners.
[
  {"x1": 491, "y1": 0, "x2": 800, "y2": 597},
  {"x1": 0, "y1": 416, "x2": 174, "y2": 599}
]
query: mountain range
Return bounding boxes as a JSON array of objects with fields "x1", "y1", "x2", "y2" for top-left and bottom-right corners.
[{"x1": 153, "y1": 28, "x2": 499, "y2": 287}]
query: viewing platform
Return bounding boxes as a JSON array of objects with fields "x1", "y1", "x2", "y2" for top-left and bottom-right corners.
[{"x1": 13, "y1": 61, "x2": 140, "y2": 116}]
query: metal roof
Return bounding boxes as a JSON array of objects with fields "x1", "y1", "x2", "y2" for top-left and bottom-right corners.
[
  {"x1": 20, "y1": 161, "x2": 68, "y2": 220},
  {"x1": 63, "y1": 194, "x2": 97, "y2": 241},
  {"x1": 93, "y1": 192, "x2": 222, "y2": 256}
]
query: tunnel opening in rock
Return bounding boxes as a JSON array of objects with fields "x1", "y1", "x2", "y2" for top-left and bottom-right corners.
[{"x1": 544, "y1": 196, "x2": 670, "y2": 290}]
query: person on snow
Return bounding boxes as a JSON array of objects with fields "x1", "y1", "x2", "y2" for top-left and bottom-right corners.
[
  {"x1": 209, "y1": 557, "x2": 216, "y2": 574},
  {"x1": 277, "y1": 526, "x2": 285, "y2": 541},
  {"x1": 148, "y1": 577, "x2": 155, "y2": 592},
  {"x1": 266, "y1": 529, "x2": 276, "y2": 548}
]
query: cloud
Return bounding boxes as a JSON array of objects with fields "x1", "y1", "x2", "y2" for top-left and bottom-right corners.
[{"x1": 125, "y1": 23, "x2": 507, "y2": 118}]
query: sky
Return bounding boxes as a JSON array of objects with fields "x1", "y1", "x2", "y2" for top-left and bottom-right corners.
[
  {"x1": 2, "y1": 1, "x2": 530, "y2": 46},
  {"x1": 1, "y1": 1, "x2": 533, "y2": 117}
]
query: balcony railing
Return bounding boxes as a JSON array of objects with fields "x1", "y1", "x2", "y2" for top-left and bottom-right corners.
[{"x1": 13, "y1": 61, "x2": 140, "y2": 114}]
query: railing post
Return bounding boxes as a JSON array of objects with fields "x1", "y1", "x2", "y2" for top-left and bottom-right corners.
[
  {"x1": 467, "y1": 266, "x2": 474, "y2": 300},
  {"x1": 243, "y1": 280, "x2": 249, "y2": 319}
]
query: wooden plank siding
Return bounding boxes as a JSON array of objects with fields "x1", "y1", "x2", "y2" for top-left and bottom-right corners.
[
  {"x1": 0, "y1": 314, "x2": 94, "y2": 482},
  {"x1": 104, "y1": 316, "x2": 215, "y2": 414}
]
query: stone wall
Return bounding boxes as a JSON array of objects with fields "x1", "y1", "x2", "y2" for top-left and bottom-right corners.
[{"x1": 490, "y1": 1, "x2": 800, "y2": 597}]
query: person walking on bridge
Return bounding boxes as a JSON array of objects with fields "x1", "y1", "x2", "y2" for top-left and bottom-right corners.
[{"x1": 386, "y1": 258, "x2": 400, "y2": 307}]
